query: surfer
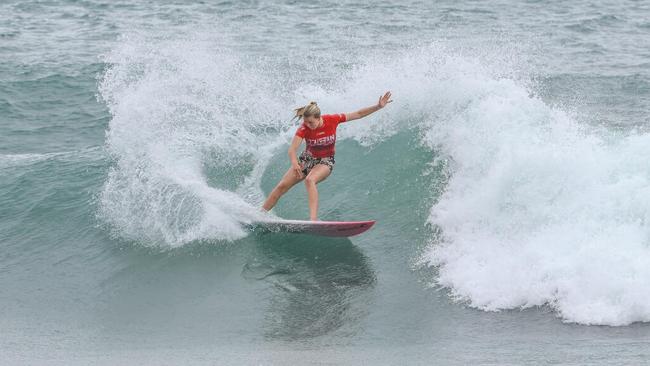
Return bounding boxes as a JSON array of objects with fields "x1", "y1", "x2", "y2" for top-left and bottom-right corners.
[{"x1": 261, "y1": 91, "x2": 393, "y2": 221}]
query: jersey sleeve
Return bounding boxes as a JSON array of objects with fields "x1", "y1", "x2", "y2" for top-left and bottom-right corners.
[
  {"x1": 295, "y1": 124, "x2": 307, "y2": 138},
  {"x1": 323, "y1": 113, "x2": 347, "y2": 126}
]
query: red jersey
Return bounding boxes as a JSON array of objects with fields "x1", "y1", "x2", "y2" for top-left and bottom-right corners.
[{"x1": 295, "y1": 113, "x2": 347, "y2": 158}]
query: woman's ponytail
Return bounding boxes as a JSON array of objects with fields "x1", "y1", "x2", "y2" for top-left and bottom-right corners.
[{"x1": 292, "y1": 101, "x2": 320, "y2": 122}]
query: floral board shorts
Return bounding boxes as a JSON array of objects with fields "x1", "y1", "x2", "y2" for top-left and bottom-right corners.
[{"x1": 298, "y1": 150, "x2": 335, "y2": 177}]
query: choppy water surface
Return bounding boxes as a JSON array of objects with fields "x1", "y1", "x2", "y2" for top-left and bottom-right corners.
[{"x1": 2, "y1": 0, "x2": 650, "y2": 364}]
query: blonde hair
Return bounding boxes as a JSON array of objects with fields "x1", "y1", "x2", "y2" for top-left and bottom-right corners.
[{"x1": 292, "y1": 101, "x2": 320, "y2": 122}]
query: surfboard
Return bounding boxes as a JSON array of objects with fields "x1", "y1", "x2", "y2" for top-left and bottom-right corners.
[{"x1": 248, "y1": 219, "x2": 375, "y2": 237}]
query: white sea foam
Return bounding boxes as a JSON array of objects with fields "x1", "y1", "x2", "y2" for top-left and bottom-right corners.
[{"x1": 388, "y1": 45, "x2": 650, "y2": 326}]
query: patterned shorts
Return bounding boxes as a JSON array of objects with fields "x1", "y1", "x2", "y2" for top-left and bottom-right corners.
[{"x1": 298, "y1": 150, "x2": 335, "y2": 177}]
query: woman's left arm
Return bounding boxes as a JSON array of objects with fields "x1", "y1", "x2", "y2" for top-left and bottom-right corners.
[{"x1": 344, "y1": 91, "x2": 392, "y2": 122}]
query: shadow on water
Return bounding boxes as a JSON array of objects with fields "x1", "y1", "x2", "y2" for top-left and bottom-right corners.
[
  {"x1": 243, "y1": 232, "x2": 376, "y2": 341},
  {"x1": 95, "y1": 231, "x2": 375, "y2": 345}
]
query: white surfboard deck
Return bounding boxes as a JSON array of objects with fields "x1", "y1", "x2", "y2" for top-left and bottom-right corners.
[{"x1": 248, "y1": 219, "x2": 376, "y2": 237}]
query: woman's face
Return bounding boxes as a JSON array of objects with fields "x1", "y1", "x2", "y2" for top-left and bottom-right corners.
[{"x1": 303, "y1": 115, "x2": 321, "y2": 130}]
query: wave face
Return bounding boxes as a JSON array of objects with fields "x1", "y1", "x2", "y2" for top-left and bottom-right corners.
[{"x1": 95, "y1": 32, "x2": 420, "y2": 247}]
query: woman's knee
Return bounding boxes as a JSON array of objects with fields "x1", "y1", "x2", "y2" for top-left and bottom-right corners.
[{"x1": 304, "y1": 175, "x2": 318, "y2": 186}]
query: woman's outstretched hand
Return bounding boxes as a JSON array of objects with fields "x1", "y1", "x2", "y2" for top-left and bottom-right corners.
[{"x1": 378, "y1": 91, "x2": 393, "y2": 108}]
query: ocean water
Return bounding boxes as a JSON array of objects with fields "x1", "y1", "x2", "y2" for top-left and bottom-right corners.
[{"x1": 2, "y1": 0, "x2": 650, "y2": 364}]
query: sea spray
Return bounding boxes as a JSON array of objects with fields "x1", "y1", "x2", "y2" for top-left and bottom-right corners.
[{"x1": 97, "y1": 35, "x2": 291, "y2": 246}]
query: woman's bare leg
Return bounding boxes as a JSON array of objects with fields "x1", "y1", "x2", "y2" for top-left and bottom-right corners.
[
  {"x1": 304, "y1": 164, "x2": 331, "y2": 221},
  {"x1": 262, "y1": 167, "x2": 304, "y2": 211}
]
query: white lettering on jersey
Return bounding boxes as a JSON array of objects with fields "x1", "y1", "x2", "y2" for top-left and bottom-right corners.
[{"x1": 306, "y1": 135, "x2": 336, "y2": 147}]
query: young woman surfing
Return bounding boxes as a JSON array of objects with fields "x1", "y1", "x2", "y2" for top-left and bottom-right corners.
[{"x1": 261, "y1": 91, "x2": 393, "y2": 221}]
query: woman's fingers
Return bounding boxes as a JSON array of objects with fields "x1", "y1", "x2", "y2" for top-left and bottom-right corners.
[{"x1": 379, "y1": 91, "x2": 393, "y2": 107}]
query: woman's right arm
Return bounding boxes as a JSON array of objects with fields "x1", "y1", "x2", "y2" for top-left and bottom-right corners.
[{"x1": 288, "y1": 135, "x2": 304, "y2": 178}]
